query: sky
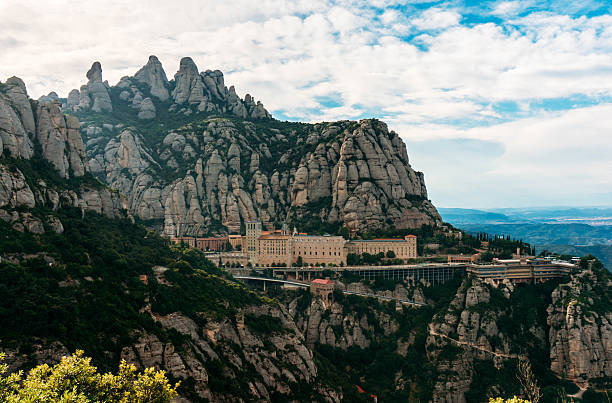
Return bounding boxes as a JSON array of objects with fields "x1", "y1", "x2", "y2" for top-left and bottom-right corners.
[{"x1": 1, "y1": 0, "x2": 612, "y2": 209}]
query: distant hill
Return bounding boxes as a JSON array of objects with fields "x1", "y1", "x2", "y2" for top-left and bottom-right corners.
[
  {"x1": 442, "y1": 207, "x2": 612, "y2": 270},
  {"x1": 540, "y1": 244, "x2": 612, "y2": 270},
  {"x1": 456, "y1": 223, "x2": 612, "y2": 246},
  {"x1": 438, "y1": 208, "x2": 515, "y2": 224}
]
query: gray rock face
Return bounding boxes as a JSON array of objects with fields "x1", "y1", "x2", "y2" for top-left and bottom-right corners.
[
  {"x1": 122, "y1": 305, "x2": 319, "y2": 401},
  {"x1": 38, "y1": 91, "x2": 59, "y2": 103},
  {"x1": 36, "y1": 102, "x2": 88, "y2": 178},
  {"x1": 172, "y1": 57, "x2": 205, "y2": 105},
  {"x1": 83, "y1": 117, "x2": 440, "y2": 236},
  {"x1": 86, "y1": 62, "x2": 113, "y2": 112},
  {"x1": 66, "y1": 89, "x2": 80, "y2": 111},
  {"x1": 5, "y1": 77, "x2": 36, "y2": 135},
  {"x1": 137, "y1": 97, "x2": 156, "y2": 120},
  {"x1": 290, "y1": 284, "x2": 404, "y2": 350},
  {"x1": 0, "y1": 164, "x2": 36, "y2": 209},
  {"x1": 0, "y1": 77, "x2": 127, "y2": 230},
  {"x1": 0, "y1": 80, "x2": 35, "y2": 159},
  {"x1": 134, "y1": 55, "x2": 169, "y2": 101},
  {"x1": 547, "y1": 269, "x2": 612, "y2": 387},
  {"x1": 68, "y1": 62, "x2": 113, "y2": 113},
  {"x1": 170, "y1": 56, "x2": 271, "y2": 119}
]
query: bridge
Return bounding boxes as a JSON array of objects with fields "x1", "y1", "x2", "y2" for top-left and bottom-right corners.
[
  {"x1": 233, "y1": 275, "x2": 309, "y2": 288},
  {"x1": 227, "y1": 263, "x2": 467, "y2": 286},
  {"x1": 233, "y1": 275, "x2": 426, "y2": 306}
]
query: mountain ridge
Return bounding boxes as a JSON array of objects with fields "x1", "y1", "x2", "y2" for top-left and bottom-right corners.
[{"x1": 35, "y1": 55, "x2": 441, "y2": 236}]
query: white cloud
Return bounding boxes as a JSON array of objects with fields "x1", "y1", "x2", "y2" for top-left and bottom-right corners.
[
  {"x1": 1, "y1": 0, "x2": 612, "y2": 207},
  {"x1": 399, "y1": 104, "x2": 612, "y2": 207},
  {"x1": 491, "y1": 1, "x2": 532, "y2": 17},
  {"x1": 411, "y1": 8, "x2": 461, "y2": 30}
]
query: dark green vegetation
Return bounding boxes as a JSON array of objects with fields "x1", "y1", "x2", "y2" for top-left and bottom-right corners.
[
  {"x1": 353, "y1": 223, "x2": 533, "y2": 261},
  {"x1": 0, "y1": 209, "x2": 261, "y2": 371}
]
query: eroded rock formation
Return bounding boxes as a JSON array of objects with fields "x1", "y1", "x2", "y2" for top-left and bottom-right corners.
[
  {"x1": 547, "y1": 268, "x2": 612, "y2": 387},
  {"x1": 0, "y1": 76, "x2": 127, "y2": 234}
]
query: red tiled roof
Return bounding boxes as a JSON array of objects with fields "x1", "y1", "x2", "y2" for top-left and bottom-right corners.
[
  {"x1": 311, "y1": 279, "x2": 333, "y2": 285},
  {"x1": 259, "y1": 234, "x2": 291, "y2": 240}
]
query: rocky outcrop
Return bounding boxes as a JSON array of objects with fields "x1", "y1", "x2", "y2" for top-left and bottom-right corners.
[
  {"x1": 85, "y1": 62, "x2": 113, "y2": 112},
  {"x1": 288, "y1": 282, "x2": 416, "y2": 350},
  {"x1": 67, "y1": 62, "x2": 113, "y2": 113},
  {"x1": 171, "y1": 56, "x2": 271, "y2": 119},
  {"x1": 425, "y1": 278, "x2": 522, "y2": 403},
  {"x1": 122, "y1": 305, "x2": 321, "y2": 401},
  {"x1": 0, "y1": 76, "x2": 127, "y2": 233},
  {"x1": 1, "y1": 77, "x2": 88, "y2": 179},
  {"x1": 8, "y1": 57, "x2": 438, "y2": 235},
  {"x1": 4, "y1": 77, "x2": 36, "y2": 136},
  {"x1": 0, "y1": 79, "x2": 35, "y2": 159},
  {"x1": 1, "y1": 293, "x2": 327, "y2": 402},
  {"x1": 36, "y1": 102, "x2": 88, "y2": 178},
  {"x1": 83, "y1": 117, "x2": 440, "y2": 236},
  {"x1": 137, "y1": 97, "x2": 156, "y2": 120},
  {"x1": 134, "y1": 55, "x2": 169, "y2": 101},
  {"x1": 547, "y1": 268, "x2": 612, "y2": 388},
  {"x1": 38, "y1": 92, "x2": 59, "y2": 103}
]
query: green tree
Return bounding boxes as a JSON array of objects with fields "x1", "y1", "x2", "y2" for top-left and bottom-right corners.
[
  {"x1": 0, "y1": 351, "x2": 179, "y2": 402},
  {"x1": 346, "y1": 253, "x2": 360, "y2": 266},
  {"x1": 386, "y1": 250, "x2": 396, "y2": 259}
]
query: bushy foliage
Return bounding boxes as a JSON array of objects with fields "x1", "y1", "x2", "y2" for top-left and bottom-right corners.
[{"x1": 0, "y1": 351, "x2": 178, "y2": 402}]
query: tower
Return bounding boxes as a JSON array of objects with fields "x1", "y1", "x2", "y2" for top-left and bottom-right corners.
[{"x1": 246, "y1": 221, "x2": 262, "y2": 265}]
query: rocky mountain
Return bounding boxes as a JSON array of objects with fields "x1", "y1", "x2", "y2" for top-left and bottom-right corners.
[
  {"x1": 2, "y1": 61, "x2": 610, "y2": 402},
  {"x1": 547, "y1": 267, "x2": 612, "y2": 388},
  {"x1": 280, "y1": 268, "x2": 611, "y2": 402},
  {"x1": 0, "y1": 76, "x2": 126, "y2": 235},
  {"x1": 0, "y1": 78, "x2": 336, "y2": 400},
  {"x1": 57, "y1": 55, "x2": 441, "y2": 236}
]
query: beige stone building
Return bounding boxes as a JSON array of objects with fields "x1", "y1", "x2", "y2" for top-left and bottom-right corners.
[
  {"x1": 258, "y1": 233, "x2": 292, "y2": 266},
  {"x1": 292, "y1": 235, "x2": 346, "y2": 266},
  {"x1": 345, "y1": 235, "x2": 417, "y2": 261},
  {"x1": 228, "y1": 234, "x2": 244, "y2": 250},
  {"x1": 218, "y1": 251, "x2": 249, "y2": 267},
  {"x1": 246, "y1": 221, "x2": 262, "y2": 264},
  {"x1": 230, "y1": 221, "x2": 419, "y2": 267}
]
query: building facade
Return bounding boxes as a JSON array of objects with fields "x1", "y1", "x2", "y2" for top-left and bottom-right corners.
[
  {"x1": 345, "y1": 235, "x2": 417, "y2": 261},
  {"x1": 196, "y1": 236, "x2": 229, "y2": 251},
  {"x1": 170, "y1": 236, "x2": 229, "y2": 251},
  {"x1": 246, "y1": 221, "x2": 262, "y2": 264},
  {"x1": 228, "y1": 234, "x2": 244, "y2": 250},
  {"x1": 467, "y1": 259, "x2": 573, "y2": 284},
  {"x1": 175, "y1": 222, "x2": 419, "y2": 268},
  {"x1": 258, "y1": 234, "x2": 292, "y2": 266},
  {"x1": 310, "y1": 278, "x2": 334, "y2": 305},
  {"x1": 292, "y1": 235, "x2": 346, "y2": 266}
]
